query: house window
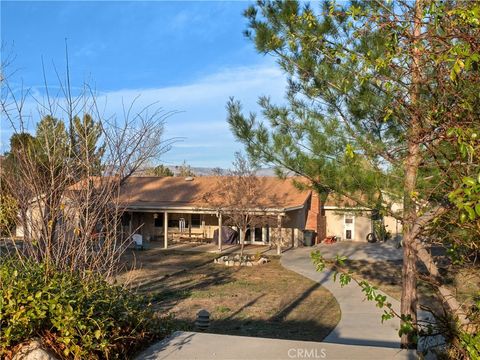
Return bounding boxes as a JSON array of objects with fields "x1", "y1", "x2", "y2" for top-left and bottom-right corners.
[
  {"x1": 346, "y1": 230, "x2": 352, "y2": 240},
  {"x1": 168, "y1": 219, "x2": 179, "y2": 228},
  {"x1": 154, "y1": 216, "x2": 164, "y2": 227},
  {"x1": 191, "y1": 214, "x2": 201, "y2": 228},
  {"x1": 254, "y1": 227, "x2": 262, "y2": 242}
]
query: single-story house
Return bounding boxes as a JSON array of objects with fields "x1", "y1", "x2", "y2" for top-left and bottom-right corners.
[
  {"x1": 15, "y1": 175, "x2": 402, "y2": 251},
  {"x1": 117, "y1": 176, "x2": 311, "y2": 250},
  {"x1": 116, "y1": 176, "x2": 402, "y2": 249}
]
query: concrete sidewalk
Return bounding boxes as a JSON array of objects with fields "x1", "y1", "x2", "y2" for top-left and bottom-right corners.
[
  {"x1": 135, "y1": 331, "x2": 416, "y2": 360},
  {"x1": 281, "y1": 247, "x2": 403, "y2": 348}
]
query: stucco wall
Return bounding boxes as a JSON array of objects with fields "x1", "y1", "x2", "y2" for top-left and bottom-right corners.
[
  {"x1": 325, "y1": 209, "x2": 402, "y2": 242},
  {"x1": 325, "y1": 209, "x2": 371, "y2": 242},
  {"x1": 355, "y1": 214, "x2": 372, "y2": 242},
  {"x1": 384, "y1": 216, "x2": 402, "y2": 240}
]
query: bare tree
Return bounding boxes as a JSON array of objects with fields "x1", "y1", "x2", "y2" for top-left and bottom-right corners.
[
  {"x1": 1, "y1": 55, "x2": 175, "y2": 278},
  {"x1": 204, "y1": 152, "x2": 279, "y2": 256},
  {"x1": 210, "y1": 167, "x2": 224, "y2": 176}
]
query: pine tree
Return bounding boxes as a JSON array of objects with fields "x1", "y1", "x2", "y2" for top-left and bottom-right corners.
[
  {"x1": 146, "y1": 164, "x2": 174, "y2": 177},
  {"x1": 228, "y1": 0, "x2": 480, "y2": 349},
  {"x1": 72, "y1": 113, "x2": 105, "y2": 178}
]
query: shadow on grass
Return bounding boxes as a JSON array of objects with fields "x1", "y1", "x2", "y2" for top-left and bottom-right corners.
[
  {"x1": 205, "y1": 318, "x2": 333, "y2": 342},
  {"x1": 165, "y1": 278, "x2": 338, "y2": 342},
  {"x1": 271, "y1": 282, "x2": 322, "y2": 321},
  {"x1": 145, "y1": 265, "x2": 236, "y2": 311},
  {"x1": 136, "y1": 255, "x2": 340, "y2": 344},
  {"x1": 134, "y1": 254, "x2": 218, "y2": 290},
  {"x1": 340, "y1": 259, "x2": 403, "y2": 286}
]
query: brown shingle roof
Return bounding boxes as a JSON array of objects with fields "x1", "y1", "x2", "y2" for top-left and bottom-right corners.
[{"x1": 119, "y1": 176, "x2": 311, "y2": 211}]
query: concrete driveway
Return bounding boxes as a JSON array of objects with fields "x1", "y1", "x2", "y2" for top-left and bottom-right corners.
[{"x1": 301, "y1": 240, "x2": 403, "y2": 262}]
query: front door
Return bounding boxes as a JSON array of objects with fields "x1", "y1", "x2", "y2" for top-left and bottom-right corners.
[{"x1": 344, "y1": 213, "x2": 355, "y2": 241}]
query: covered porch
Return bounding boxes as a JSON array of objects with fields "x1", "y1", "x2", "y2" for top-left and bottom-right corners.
[
  {"x1": 122, "y1": 207, "x2": 305, "y2": 254},
  {"x1": 134, "y1": 240, "x2": 285, "y2": 256}
]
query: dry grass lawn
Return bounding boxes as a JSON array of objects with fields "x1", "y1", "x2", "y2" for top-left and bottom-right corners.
[{"x1": 118, "y1": 248, "x2": 341, "y2": 342}]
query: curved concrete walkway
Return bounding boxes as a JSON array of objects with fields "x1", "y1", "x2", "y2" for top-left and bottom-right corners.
[
  {"x1": 136, "y1": 331, "x2": 416, "y2": 360},
  {"x1": 281, "y1": 244, "x2": 402, "y2": 349}
]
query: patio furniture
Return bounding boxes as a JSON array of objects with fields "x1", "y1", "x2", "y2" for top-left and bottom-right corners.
[
  {"x1": 322, "y1": 236, "x2": 337, "y2": 244},
  {"x1": 132, "y1": 234, "x2": 144, "y2": 250}
]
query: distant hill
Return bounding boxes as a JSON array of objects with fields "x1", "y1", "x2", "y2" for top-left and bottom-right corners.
[{"x1": 135, "y1": 165, "x2": 279, "y2": 177}]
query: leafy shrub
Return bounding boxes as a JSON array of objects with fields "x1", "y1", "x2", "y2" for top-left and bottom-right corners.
[{"x1": 0, "y1": 258, "x2": 174, "y2": 359}]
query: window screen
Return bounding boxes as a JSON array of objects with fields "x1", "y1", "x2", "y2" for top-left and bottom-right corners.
[
  {"x1": 154, "y1": 216, "x2": 163, "y2": 227},
  {"x1": 168, "y1": 219, "x2": 179, "y2": 228},
  {"x1": 191, "y1": 214, "x2": 201, "y2": 228},
  {"x1": 121, "y1": 213, "x2": 131, "y2": 226}
]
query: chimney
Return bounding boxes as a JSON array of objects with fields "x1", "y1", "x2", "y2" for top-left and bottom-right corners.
[{"x1": 306, "y1": 192, "x2": 326, "y2": 240}]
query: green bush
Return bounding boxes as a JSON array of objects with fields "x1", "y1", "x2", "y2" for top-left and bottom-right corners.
[{"x1": 0, "y1": 258, "x2": 174, "y2": 359}]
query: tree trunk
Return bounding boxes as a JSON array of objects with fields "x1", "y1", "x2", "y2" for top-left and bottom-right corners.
[
  {"x1": 400, "y1": 227, "x2": 418, "y2": 348},
  {"x1": 413, "y1": 241, "x2": 470, "y2": 327},
  {"x1": 240, "y1": 226, "x2": 245, "y2": 257},
  {"x1": 407, "y1": 207, "x2": 471, "y2": 328},
  {"x1": 20, "y1": 207, "x2": 34, "y2": 258},
  {"x1": 400, "y1": 0, "x2": 423, "y2": 349}
]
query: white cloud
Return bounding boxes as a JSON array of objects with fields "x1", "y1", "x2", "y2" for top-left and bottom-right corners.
[
  {"x1": 95, "y1": 64, "x2": 287, "y2": 167},
  {"x1": 2, "y1": 64, "x2": 287, "y2": 168}
]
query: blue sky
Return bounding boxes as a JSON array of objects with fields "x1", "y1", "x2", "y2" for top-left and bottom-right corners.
[{"x1": 1, "y1": 1, "x2": 286, "y2": 168}]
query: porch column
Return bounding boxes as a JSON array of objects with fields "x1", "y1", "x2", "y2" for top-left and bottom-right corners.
[
  {"x1": 262, "y1": 226, "x2": 267, "y2": 243},
  {"x1": 188, "y1": 213, "x2": 192, "y2": 239},
  {"x1": 129, "y1": 212, "x2": 133, "y2": 239},
  {"x1": 218, "y1": 212, "x2": 222, "y2": 252},
  {"x1": 164, "y1": 211, "x2": 168, "y2": 249},
  {"x1": 277, "y1": 214, "x2": 282, "y2": 255}
]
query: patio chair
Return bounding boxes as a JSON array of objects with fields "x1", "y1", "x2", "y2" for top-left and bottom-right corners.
[{"x1": 132, "y1": 234, "x2": 144, "y2": 250}]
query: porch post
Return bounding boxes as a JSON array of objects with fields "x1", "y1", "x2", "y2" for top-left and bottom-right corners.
[
  {"x1": 294, "y1": 228, "x2": 299, "y2": 248},
  {"x1": 164, "y1": 211, "x2": 168, "y2": 249},
  {"x1": 129, "y1": 212, "x2": 133, "y2": 238},
  {"x1": 188, "y1": 213, "x2": 192, "y2": 239},
  {"x1": 218, "y1": 212, "x2": 222, "y2": 252},
  {"x1": 262, "y1": 226, "x2": 267, "y2": 243},
  {"x1": 277, "y1": 214, "x2": 282, "y2": 255}
]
